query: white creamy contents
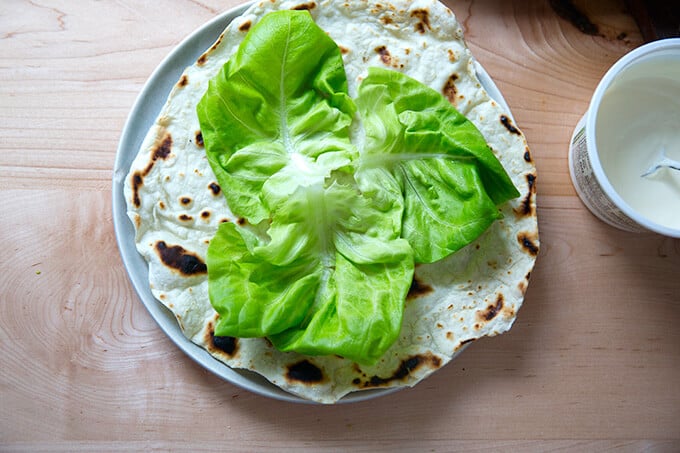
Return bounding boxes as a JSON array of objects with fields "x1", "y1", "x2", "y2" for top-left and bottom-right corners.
[{"x1": 596, "y1": 55, "x2": 680, "y2": 229}]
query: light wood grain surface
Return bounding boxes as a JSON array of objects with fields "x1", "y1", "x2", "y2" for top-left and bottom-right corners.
[{"x1": 2, "y1": 0, "x2": 679, "y2": 450}]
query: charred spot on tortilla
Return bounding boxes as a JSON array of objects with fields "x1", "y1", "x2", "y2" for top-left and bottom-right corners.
[
  {"x1": 177, "y1": 74, "x2": 189, "y2": 88},
  {"x1": 517, "y1": 232, "x2": 539, "y2": 256},
  {"x1": 456, "y1": 338, "x2": 476, "y2": 352},
  {"x1": 362, "y1": 354, "x2": 441, "y2": 387},
  {"x1": 500, "y1": 114, "x2": 521, "y2": 135},
  {"x1": 212, "y1": 335, "x2": 238, "y2": 356},
  {"x1": 381, "y1": 15, "x2": 394, "y2": 25},
  {"x1": 407, "y1": 276, "x2": 433, "y2": 300},
  {"x1": 155, "y1": 241, "x2": 207, "y2": 276},
  {"x1": 238, "y1": 20, "x2": 251, "y2": 32},
  {"x1": 291, "y1": 2, "x2": 316, "y2": 10},
  {"x1": 515, "y1": 173, "x2": 536, "y2": 217},
  {"x1": 205, "y1": 320, "x2": 239, "y2": 356},
  {"x1": 478, "y1": 294, "x2": 504, "y2": 321},
  {"x1": 524, "y1": 147, "x2": 532, "y2": 162},
  {"x1": 208, "y1": 182, "x2": 221, "y2": 196},
  {"x1": 195, "y1": 131, "x2": 204, "y2": 148},
  {"x1": 178, "y1": 214, "x2": 193, "y2": 222},
  {"x1": 197, "y1": 52, "x2": 208, "y2": 66},
  {"x1": 526, "y1": 173, "x2": 536, "y2": 192},
  {"x1": 443, "y1": 73, "x2": 459, "y2": 104},
  {"x1": 514, "y1": 197, "x2": 531, "y2": 218},
  {"x1": 180, "y1": 196, "x2": 192, "y2": 206},
  {"x1": 350, "y1": 364, "x2": 366, "y2": 386},
  {"x1": 339, "y1": 45, "x2": 350, "y2": 54},
  {"x1": 411, "y1": 9, "x2": 431, "y2": 33},
  {"x1": 237, "y1": 217, "x2": 247, "y2": 226},
  {"x1": 141, "y1": 133, "x2": 174, "y2": 177},
  {"x1": 286, "y1": 360, "x2": 324, "y2": 384},
  {"x1": 131, "y1": 173, "x2": 143, "y2": 208},
  {"x1": 131, "y1": 130, "x2": 172, "y2": 206},
  {"x1": 518, "y1": 279, "x2": 527, "y2": 295},
  {"x1": 375, "y1": 45, "x2": 392, "y2": 65},
  {"x1": 201, "y1": 210, "x2": 211, "y2": 219},
  {"x1": 210, "y1": 34, "x2": 224, "y2": 51},
  {"x1": 149, "y1": 133, "x2": 173, "y2": 172}
]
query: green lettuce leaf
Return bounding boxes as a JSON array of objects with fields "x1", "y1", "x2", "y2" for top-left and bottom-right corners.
[
  {"x1": 197, "y1": 11, "x2": 520, "y2": 365},
  {"x1": 355, "y1": 67, "x2": 520, "y2": 263},
  {"x1": 196, "y1": 10, "x2": 356, "y2": 224},
  {"x1": 207, "y1": 178, "x2": 414, "y2": 365}
]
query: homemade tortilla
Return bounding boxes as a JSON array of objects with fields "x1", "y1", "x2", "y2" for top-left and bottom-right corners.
[{"x1": 124, "y1": 0, "x2": 539, "y2": 403}]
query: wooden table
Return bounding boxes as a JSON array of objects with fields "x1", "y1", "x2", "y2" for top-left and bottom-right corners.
[{"x1": 2, "y1": 0, "x2": 679, "y2": 450}]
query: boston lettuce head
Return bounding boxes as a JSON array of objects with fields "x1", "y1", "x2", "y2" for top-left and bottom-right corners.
[{"x1": 197, "y1": 10, "x2": 518, "y2": 365}]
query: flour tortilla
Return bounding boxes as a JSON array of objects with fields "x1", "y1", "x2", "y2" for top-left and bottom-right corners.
[{"x1": 124, "y1": 0, "x2": 539, "y2": 403}]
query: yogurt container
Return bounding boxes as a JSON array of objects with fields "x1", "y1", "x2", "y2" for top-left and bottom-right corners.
[{"x1": 569, "y1": 38, "x2": 680, "y2": 237}]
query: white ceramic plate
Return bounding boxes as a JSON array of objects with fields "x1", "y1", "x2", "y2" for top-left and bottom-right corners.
[{"x1": 112, "y1": 2, "x2": 511, "y2": 403}]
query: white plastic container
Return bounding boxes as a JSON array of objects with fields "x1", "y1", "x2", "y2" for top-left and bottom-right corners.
[{"x1": 569, "y1": 38, "x2": 680, "y2": 237}]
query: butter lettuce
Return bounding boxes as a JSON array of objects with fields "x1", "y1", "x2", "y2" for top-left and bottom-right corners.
[
  {"x1": 197, "y1": 10, "x2": 518, "y2": 364},
  {"x1": 356, "y1": 67, "x2": 520, "y2": 263},
  {"x1": 200, "y1": 11, "x2": 413, "y2": 364},
  {"x1": 208, "y1": 177, "x2": 413, "y2": 364},
  {"x1": 197, "y1": 10, "x2": 356, "y2": 224}
]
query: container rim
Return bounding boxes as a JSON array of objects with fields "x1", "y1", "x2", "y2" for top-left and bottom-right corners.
[{"x1": 586, "y1": 37, "x2": 680, "y2": 238}]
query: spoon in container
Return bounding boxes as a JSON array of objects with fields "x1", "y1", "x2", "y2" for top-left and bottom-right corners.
[{"x1": 641, "y1": 147, "x2": 680, "y2": 178}]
